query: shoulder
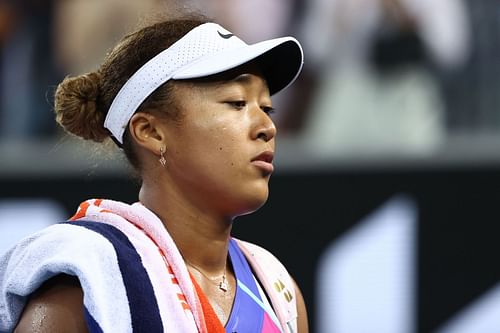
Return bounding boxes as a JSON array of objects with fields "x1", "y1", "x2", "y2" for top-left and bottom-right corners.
[
  {"x1": 15, "y1": 274, "x2": 88, "y2": 333},
  {"x1": 2, "y1": 221, "x2": 123, "y2": 276},
  {"x1": 234, "y1": 239, "x2": 291, "y2": 285},
  {"x1": 6, "y1": 221, "x2": 129, "y2": 261},
  {"x1": 291, "y1": 278, "x2": 310, "y2": 333},
  {"x1": 235, "y1": 239, "x2": 310, "y2": 333},
  {"x1": 235, "y1": 239, "x2": 288, "y2": 271},
  {"x1": 0, "y1": 221, "x2": 124, "y2": 331},
  {"x1": 235, "y1": 239, "x2": 306, "y2": 332},
  {"x1": 7, "y1": 221, "x2": 117, "y2": 252}
]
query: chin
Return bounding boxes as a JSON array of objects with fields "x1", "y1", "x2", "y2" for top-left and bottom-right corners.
[{"x1": 233, "y1": 190, "x2": 269, "y2": 217}]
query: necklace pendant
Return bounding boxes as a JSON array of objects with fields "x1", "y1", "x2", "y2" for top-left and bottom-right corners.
[{"x1": 219, "y1": 277, "x2": 228, "y2": 292}]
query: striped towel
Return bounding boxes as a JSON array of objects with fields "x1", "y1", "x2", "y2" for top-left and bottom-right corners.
[{"x1": 0, "y1": 199, "x2": 297, "y2": 332}]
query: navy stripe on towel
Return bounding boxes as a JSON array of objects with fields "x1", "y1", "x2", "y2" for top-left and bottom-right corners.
[
  {"x1": 66, "y1": 221, "x2": 163, "y2": 333},
  {"x1": 84, "y1": 306, "x2": 104, "y2": 333}
]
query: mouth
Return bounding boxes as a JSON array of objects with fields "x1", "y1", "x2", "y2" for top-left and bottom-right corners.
[{"x1": 251, "y1": 151, "x2": 274, "y2": 176}]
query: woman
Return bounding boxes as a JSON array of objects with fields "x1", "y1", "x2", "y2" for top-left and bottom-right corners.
[{"x1": 0, "y1": 16, "x2": 307, "y2": 333}]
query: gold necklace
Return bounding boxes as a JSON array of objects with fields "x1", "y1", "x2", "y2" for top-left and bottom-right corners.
[{"x1": 186, "y1": 262, "x2": 228, "y2": 292}]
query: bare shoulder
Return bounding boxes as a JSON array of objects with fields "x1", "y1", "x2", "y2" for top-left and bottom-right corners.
[
  {"x1": 15, "y1": 274, "x2": 88, "y2": 333},
  {"x1": 292, "y1": 278, "x2": 310, "y2": 333}
]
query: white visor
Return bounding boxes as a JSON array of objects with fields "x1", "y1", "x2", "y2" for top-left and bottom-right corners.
[{"x1": 104, "y1": 22, "x2": 304, "y2": 144}]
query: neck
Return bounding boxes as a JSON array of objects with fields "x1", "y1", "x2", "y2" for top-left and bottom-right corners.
[{"x1": 138, "y1": 178, "x2": 232, "y2": 273}]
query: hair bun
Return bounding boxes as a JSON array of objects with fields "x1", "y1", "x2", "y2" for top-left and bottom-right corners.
[{"x1": 54, "y1": 72, "x2": 109, "y2": 142}]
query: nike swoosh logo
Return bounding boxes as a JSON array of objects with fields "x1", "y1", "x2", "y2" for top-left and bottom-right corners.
[{"x1": 218, "y1": 31, "x2": 234, "y2": 39}]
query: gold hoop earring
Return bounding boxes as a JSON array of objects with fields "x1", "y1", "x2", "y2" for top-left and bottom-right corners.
[{"x1": 159, "y1": 147, "x2": 167, "y2": 167}]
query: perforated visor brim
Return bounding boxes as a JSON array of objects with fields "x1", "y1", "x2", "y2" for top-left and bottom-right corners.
[{"x1": 172, "y1": 37, "x2": 304, "y2": 96}]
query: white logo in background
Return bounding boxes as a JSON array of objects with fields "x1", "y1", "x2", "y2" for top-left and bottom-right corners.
[
  {"x1": 317, "y1": 195, "x2": 416, "y2": 333},
  {"x1": 317, "y1": 195, "x2": 500, "y2": 333},
  {"x1": 436, "y1": 282, "x2": 500, "y2": 333}
]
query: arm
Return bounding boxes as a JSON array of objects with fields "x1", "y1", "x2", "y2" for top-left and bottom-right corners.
[
  {"x1": 293, "y1": 278, "x2": 309, "y2": 333},
  {"x1": 14, "y1": 274, "x2": 88, "y2": 333}
]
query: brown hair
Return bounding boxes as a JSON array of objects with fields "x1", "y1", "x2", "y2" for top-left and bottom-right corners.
[{"x1": 54, "y1": 15, "x2": 209, "y2": 170}]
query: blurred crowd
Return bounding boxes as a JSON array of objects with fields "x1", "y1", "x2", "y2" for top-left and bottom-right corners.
[{"x1": 0, "y1": 0, "x2": 498, "y2": 156}]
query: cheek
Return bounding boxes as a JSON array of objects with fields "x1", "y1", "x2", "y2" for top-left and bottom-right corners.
[
  {"x1": 196, "y1": 113, "x2": 247, "y2": 153},
  {"x1": 173, "y1": 118, "x2": 248, "y2": 172},
  {"x1": 207, "y1": 128, "x2": 247, "y2": 169}
]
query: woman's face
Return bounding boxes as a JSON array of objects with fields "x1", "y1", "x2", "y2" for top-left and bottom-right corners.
[{"x1": 160, "y1": 66, "x2": 277, "y2": 218}]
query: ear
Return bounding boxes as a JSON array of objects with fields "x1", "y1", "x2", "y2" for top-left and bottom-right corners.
[{"x1": 128, "y1": 112, "x2": 166, "y2": 154}]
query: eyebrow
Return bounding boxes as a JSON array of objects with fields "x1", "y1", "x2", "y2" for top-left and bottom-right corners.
[
  {"x1": 232, "y1": 73, "x2": 255, "y2": 85},
  {"x1": 206, "y1": 72, "x2": 270, "y2": 95},
  {"x1": 228, "y1": 73, "x2": 269, "y2": 92}
]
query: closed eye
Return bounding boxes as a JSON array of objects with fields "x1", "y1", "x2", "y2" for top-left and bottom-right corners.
[
  {"x1": 226, "y1": 101, "x2": 246, "y2": 110},
  {"x1": 262, "y1": 106, "x2": 275, "y2": 115}
]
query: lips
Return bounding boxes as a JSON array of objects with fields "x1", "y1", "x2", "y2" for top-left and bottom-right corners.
[{"x1": 251, "y1": 151, "x2": 274, "y2": 175}]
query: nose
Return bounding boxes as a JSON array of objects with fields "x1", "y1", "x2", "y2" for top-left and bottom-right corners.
[{"x1": 252, "y1": 107, "x2": 277, "y2": 142}]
